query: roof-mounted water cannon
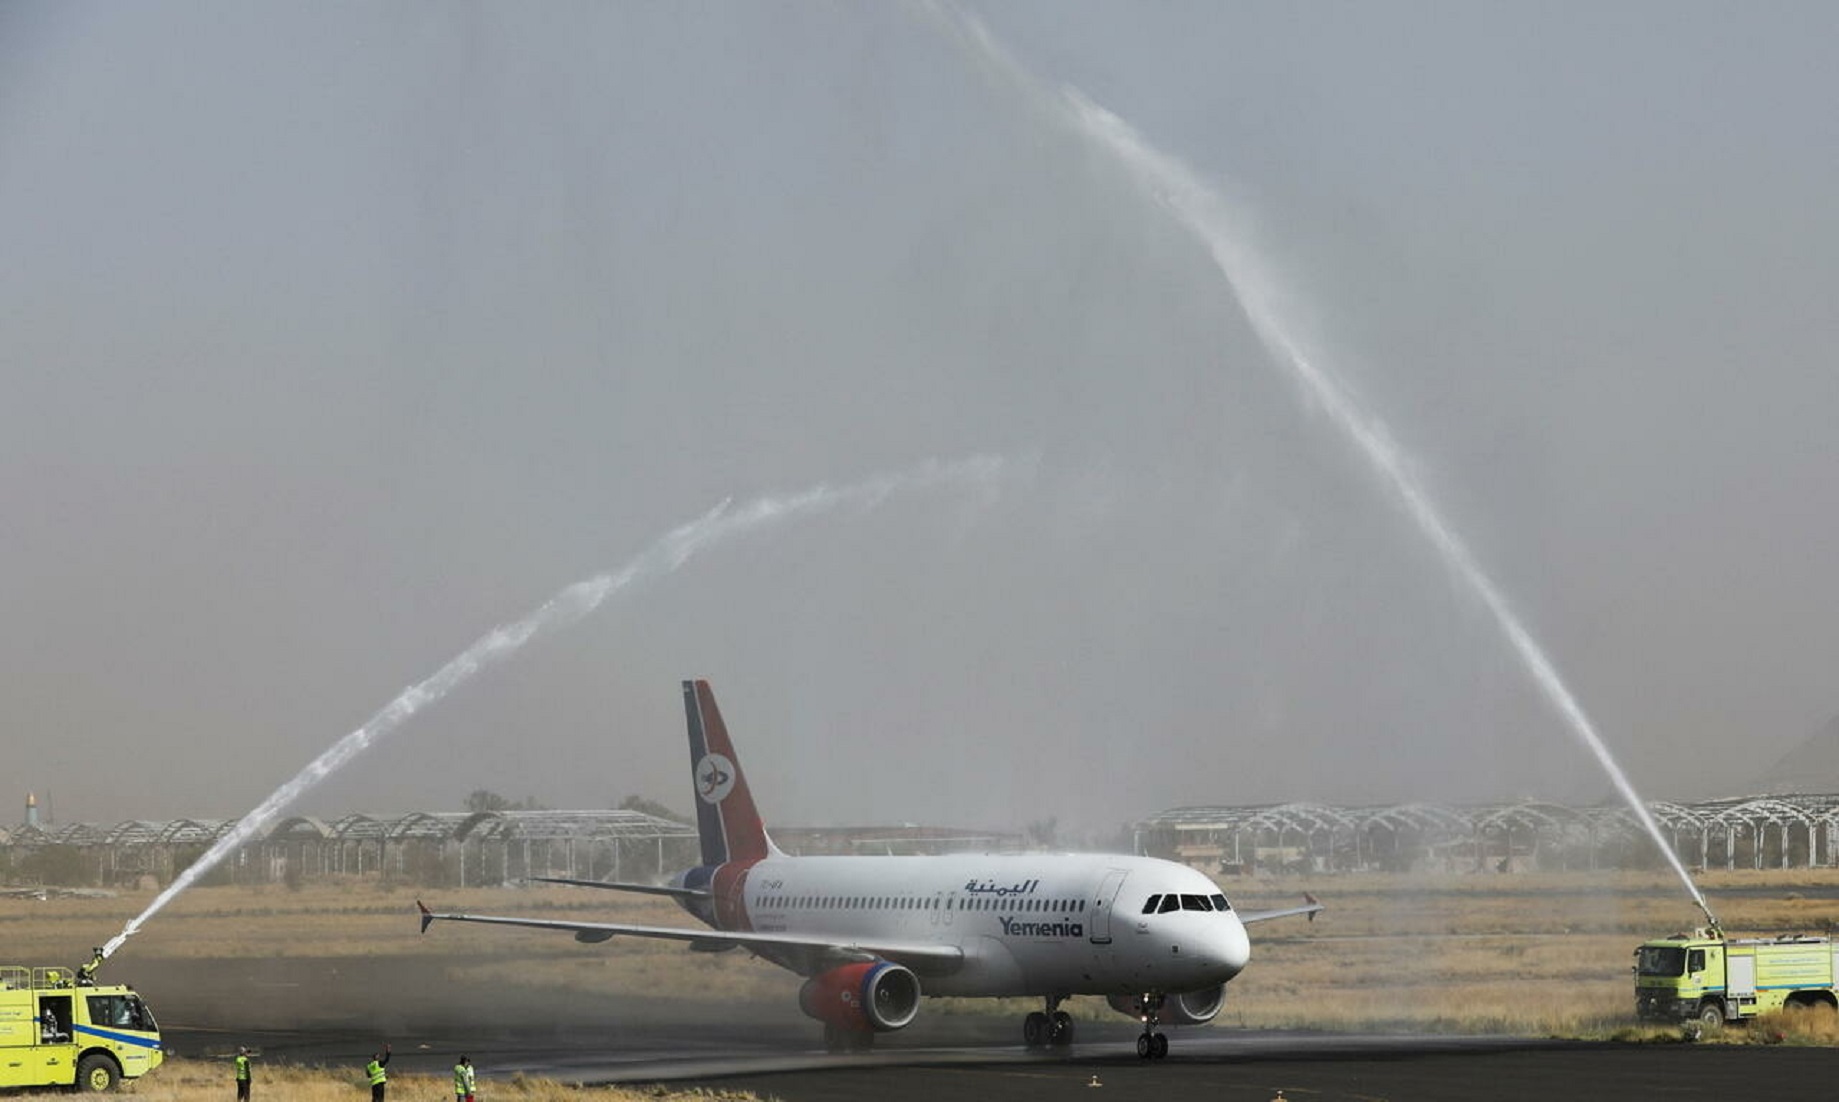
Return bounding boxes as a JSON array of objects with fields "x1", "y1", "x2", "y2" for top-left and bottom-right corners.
[
  {"x1": 75, "y1": 947, "x2": 105, "y2": 986},
  {"x1": 1693, "y1": 895, "x2": 1721, "y2": 940}
]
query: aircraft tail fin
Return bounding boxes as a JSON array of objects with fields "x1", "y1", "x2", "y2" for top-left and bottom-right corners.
[{"x1": 683, "y1": 680, "x2": 778, "y2": 865}]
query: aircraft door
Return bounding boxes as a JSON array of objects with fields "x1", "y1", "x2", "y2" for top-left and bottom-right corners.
[{"x1": 1088, "y1": 868, "x2": 1129, "y2": 945}]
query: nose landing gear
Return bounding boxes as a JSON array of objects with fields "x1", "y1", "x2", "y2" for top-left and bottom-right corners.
[
  {"x1": 1133, "y1": 994, "x2": 1168, "y2": 1059},
  {"x1": 1023, "y1": 995, "x2": 1075, "y2": 1049}
]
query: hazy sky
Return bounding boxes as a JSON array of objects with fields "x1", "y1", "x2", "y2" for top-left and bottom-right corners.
[{"x1": 4, "y1": 2, "x2": 1836, "y2": 834}]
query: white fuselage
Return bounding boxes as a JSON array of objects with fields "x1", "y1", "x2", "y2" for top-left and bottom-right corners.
[{"x1": 709, "y1": 852, "x2": 1250, "y2": 998}]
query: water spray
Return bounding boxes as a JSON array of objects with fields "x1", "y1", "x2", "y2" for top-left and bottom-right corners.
[
  {"x1": 927, "y1": 3, "x2": 1715, "y2": 922},
  {"x1": 98, "y1": 453, "x2": 1021, "y2": 962}
]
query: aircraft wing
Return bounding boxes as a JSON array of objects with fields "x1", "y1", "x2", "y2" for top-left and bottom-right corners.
[
  {"x1": 417, "y1": 902, "x2": 964, "y2": 977},
  {"x1": 1237, "y1": 893, "x2": 1323, "y2": 924}
]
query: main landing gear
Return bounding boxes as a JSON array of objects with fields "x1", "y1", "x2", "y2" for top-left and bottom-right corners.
[
  {"x1": 1022, "y1": 995, "x2": 1075, "y2": 1049},
  {"x1": 1133, "y1": 994, "x2": 1169, "y2": 1059},
  {"x1": 823, "y1": 1023, "x2": 875, "y2": 1053}
]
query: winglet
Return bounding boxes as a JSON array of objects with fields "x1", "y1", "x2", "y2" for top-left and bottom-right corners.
[{"x1": 417, "y1": 900, "x2": 435, "y2": 935}]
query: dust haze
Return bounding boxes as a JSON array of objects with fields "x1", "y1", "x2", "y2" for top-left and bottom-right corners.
[{"x1": 4, "y1": 2, "x2": 1836, "y2": 836}]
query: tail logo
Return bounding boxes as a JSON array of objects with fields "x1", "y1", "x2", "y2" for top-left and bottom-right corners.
[{"x1": 696, "y1": 753, "x2": 736, "y2": 804}]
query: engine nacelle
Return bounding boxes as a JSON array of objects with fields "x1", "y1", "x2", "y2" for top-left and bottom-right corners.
[
  {"x1": 1106, "y1": 984, "x2": 1226, "y2": 1025},
  {"x1": 798, "y1": 961, "x2": 921, "y2": 1033}
]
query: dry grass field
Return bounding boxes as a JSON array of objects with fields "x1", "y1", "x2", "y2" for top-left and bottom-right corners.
[
  {"x1": 6, "y1": 867, "x2": 1839, "y2": 1046},
  {"x1": 118, "y1": 1057, "x2": 755, "y2": 1102}
]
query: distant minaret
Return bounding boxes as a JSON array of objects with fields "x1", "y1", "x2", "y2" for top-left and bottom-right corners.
[{"x1": 25, "y1": 792, "x2": 39, "y2": 828}]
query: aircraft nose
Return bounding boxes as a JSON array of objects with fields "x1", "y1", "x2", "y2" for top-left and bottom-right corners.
[{"x1": 1217, "y1": 917, "x2": 1251, "y2": 978}]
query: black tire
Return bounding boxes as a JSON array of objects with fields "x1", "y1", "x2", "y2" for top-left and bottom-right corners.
[
  {"x1": 1697, "y1": 1002, "x2": 1724, "y2": 1029},
  {"x1": 1135, "y1": 1034, "x2": 1152, "y2": 1059},
  {"x1": 76, "y1": 1054, "x2": 120, "y2": 1093},
  {"x1": 1023, "y1": 1011, "x2": 1049, "y2": 1048},
  {"x1": 1050, "y1": 1011, "x2": 1074, "y2": 1047},
  {"x1": 1150, "y1": 1032, "x2": 1169, "y2": 1059}
]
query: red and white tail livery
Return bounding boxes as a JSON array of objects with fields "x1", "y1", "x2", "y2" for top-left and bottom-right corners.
[{"x1": 419, "y1": 680, "x2": 1320, "y2": 1058}]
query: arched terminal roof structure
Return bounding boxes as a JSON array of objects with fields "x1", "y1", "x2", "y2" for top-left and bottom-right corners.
[{"x1": 1135, "y1": 793, "x2": 1839, "y2": 872}]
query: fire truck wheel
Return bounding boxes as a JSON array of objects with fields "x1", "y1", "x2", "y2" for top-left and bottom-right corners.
[
  {"x1": 77, "y1": 1054, "x2": 121, "y2": 1092},
  {"x1": 1696, "y1": 1002, "x2": 1724, "y2": 1029}
]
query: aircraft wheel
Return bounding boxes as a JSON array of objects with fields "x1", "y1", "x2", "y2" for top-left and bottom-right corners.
[
  {"x1": 1023, "y1": 1011, "x2": 1049, "y2": 1048},
  {"x1": 1135, "y1": 1033, "x2": 1152, "y2": 1059},
  {"x1": 1151, "y1": 1032, "x2": 1169, "y2": 1059},
  {"x1": 1050, "y1": 1011, "x2": 1074, "y2": 1046}
]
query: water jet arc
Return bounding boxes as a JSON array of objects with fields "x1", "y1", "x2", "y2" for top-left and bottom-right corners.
[
  {"x1": 99, "y1": 453, "x2": 1017, "y2": 960},
  {"x1": 933, "y1": 5, "x2": 1713, "y2": 922}
]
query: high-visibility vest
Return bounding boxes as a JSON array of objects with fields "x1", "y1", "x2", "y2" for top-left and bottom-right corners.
[
  {"x1": 235, "y1": 1055, "x2": 251, "y2": 1082},
  {"x1": 453, "y1": 1064, "x2": 473, "y2": 1095},
  {"x1": 365, "y1": 1061, "x2": 387, "y2": 1086}
]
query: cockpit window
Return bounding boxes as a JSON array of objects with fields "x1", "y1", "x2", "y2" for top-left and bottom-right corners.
[
  {"x1": 1157, "y1": 894, "x2": 1180, "y2": 914},
  {"x1": 1180, "y1": 893, "x2": 1211, "y2": 911},
  {"x1": 1141, "y1": 894, "x2": 1162, "y2": 915},
  {"x1": 1211, "y1": 893, "x2": 1231, "y2": 912}
]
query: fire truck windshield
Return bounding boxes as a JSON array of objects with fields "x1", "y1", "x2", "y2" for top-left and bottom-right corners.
[{"x1": 1636, "y1": 945, "x2": 1687, "y2": 976}]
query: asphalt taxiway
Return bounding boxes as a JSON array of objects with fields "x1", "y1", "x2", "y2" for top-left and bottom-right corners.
[
  {"x1": 144, "y1": 956, "x2": 1832, "y2": 1102},
  {"x1": 163, "y1": 1016, "x2": 1839, "y2": 1102}
]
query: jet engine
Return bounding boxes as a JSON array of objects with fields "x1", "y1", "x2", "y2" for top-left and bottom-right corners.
[
  {"x1": 1107, "y1": 984, "x2": 1226, "y2": 1025},
  {"x1": 798, "y1": 961, "x2": 922, "y2": 1033}
]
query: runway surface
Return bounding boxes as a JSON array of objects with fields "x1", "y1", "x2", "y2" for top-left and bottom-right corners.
[{"x1": 144, "y1": 955, "x2": 1836, "y2": 1102}]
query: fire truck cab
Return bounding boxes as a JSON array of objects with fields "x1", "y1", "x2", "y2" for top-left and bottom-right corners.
[{"x1": 0, "y1": 961, "x2": 162, "y2": 1091}]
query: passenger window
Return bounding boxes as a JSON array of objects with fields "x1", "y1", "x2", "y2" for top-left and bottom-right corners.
[{"x1": 1158, "y1": 895, "x2": 1180, "y2": 914}]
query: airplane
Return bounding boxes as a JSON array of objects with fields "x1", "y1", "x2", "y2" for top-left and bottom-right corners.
[{"x1": 418, "y1": 679, "x2": 1321, "y2": 1058}]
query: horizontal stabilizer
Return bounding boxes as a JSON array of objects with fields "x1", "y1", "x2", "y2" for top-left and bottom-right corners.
[{"x1": 530, "y1": 875, "x2": 711, "y2": 900}]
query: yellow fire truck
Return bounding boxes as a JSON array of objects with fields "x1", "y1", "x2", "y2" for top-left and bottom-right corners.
[
  {"x1": 1634, "y1": 927, "x2": 1839, "y2": 1026},
  {"x1": 0, "y1": 952, "x2": 162, "y2": 1091}
]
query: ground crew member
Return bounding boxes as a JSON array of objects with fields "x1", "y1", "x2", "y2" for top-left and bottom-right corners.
[
  {"x1": 364, "y1": 1043, "x2": 391, "y2": 1102},
  {"x1": 453, "y1": 1055, "x2": 475, "y2": 1102},
  {"x1": 234, "y1": 1047, "x2": 253, "y2": 1101}
]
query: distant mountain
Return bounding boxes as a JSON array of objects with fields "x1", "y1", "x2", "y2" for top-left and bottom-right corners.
[{"x1": 1749, "y1": 715, "x2": 1839, "y2": 795}]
